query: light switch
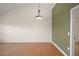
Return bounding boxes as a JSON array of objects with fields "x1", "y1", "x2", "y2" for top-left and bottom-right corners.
[
  {"x1": 67, "y1": 47, "x2": 70, "y2": 51},
  {"x1": 68, "y1": 32, "x2": 70, "y2": 36}
]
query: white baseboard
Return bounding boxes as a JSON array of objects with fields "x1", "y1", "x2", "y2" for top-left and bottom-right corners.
[{"x1": 51, "y1": 41, "x2": 68, "y2": 56}]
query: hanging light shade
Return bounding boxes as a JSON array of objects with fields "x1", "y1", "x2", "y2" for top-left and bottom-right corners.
[{"x1": 36, "y1": 4, "x2": 42, "y2": 20}]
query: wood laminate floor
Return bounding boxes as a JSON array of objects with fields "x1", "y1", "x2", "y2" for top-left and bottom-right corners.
[
  {"x1": 75, "y1": 42, "x2": 79, "y2": 56},
  {"x1": 0, "y1": 43, "x2": 64, "y2": 56}
]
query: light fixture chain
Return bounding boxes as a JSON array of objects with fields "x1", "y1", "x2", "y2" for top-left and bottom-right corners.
[
  {"x1": 38, "y1": 3, "x2": 40, "y2": 16},
  {"x1": 38, "y1": 3, "x2": 40, "y2": 10},
  {"x1": 36, "y1": 3, "x2": 42, "y2": 20}
]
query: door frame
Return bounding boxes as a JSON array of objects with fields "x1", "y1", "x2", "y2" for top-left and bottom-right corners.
[{"x1": 70, "y1": 5, "x2": 79, "y2": 56}]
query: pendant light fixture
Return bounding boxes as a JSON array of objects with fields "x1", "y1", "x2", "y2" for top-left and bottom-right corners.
[{"x1": 36, "y1": 3, "x2": 42, "y2": 20}]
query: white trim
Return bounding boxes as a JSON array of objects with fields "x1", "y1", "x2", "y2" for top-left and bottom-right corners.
[
  {"x1": 51, "y1": 41, "x2": 68, "y2": 56},
  {"x1": 70, "y1": 5, "x2": 79, "y2": 56},
  {"x1": 50, "y1": 3, "x2": 56, "y2": 10},
  {"x1": 70, "y1": 9, "x2": 73, "y2": 56},
  {"x1": 71, "y1": 5, "x2": 79, "y2": 11}
]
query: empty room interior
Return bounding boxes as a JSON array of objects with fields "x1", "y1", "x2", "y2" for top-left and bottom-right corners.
[{"x1": 0, "y1": 3, "x2": 79, "y2": 56}]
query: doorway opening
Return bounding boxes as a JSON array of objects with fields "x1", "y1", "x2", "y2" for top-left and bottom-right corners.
[{"x1": 70, "y1": 5, "x2": 79, "y2": 56}]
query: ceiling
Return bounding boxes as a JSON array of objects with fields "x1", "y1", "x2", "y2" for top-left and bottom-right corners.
[{"x1": 0, "y1": 3, "x2": 56, "y2": 14}]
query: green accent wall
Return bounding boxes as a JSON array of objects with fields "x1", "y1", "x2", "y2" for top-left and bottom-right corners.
[{"x1": 52, "y1": 3, "x2": 79, "y2": 55}]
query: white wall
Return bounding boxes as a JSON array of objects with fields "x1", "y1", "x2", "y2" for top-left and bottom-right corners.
[{"x1": 0, "y1": 4, "x2": 52, "y2": 42}]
